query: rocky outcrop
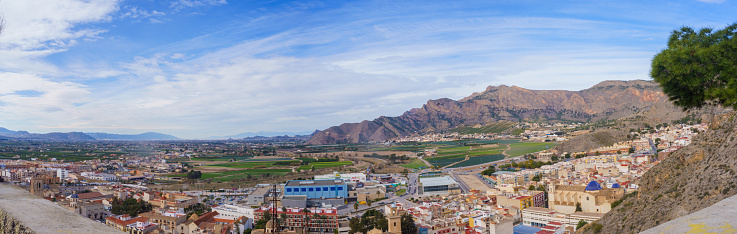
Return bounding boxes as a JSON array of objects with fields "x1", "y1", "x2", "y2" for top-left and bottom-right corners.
[
  {"x1": 0, "y1": 209, "x2": 34, "y2": 234},
  {"x1": 308, "y1": 80, "x2": 685, "y2": 144},
  {"x1": 582, "y1": 112, "x2": 737, "y2": 234},
  {"x1": 555, "y1": 129, "x2": 629, "y2": 154}
]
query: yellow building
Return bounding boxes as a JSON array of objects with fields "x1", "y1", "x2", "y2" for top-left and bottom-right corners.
[
  {"x1": 547, "y1": 181, "x2": 624, "y2": 214},
  {"x1": 496, "y1": 195, "x2": 534, "y2": 210}
]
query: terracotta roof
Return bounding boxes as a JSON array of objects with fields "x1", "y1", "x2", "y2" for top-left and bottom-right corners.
[
  {"x1": 77, "y1": 192, "x2": 105, "y2": 199},
  {"x1": 106, "y1": 216, "x2": 149, "y2": 227},
  {"x1": 195, "y1": 211, "x2": 219, "y2": 226}
]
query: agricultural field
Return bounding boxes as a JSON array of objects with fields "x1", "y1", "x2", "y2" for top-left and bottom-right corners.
[
  {"x1": 167, "y1": 169, "x2": 292, "y2": 182},
  {"x1": 505, "y1": 142, "x2": 557, "y2": 157},
  {"x1": 400, "y1": 159, "x2": 428, "y2": 169},
  {"x1": 448, "y1": 154, "x2": 505, "y2": 168},
  {"x1": 450, "y1": 121, "x2": 516, "y2": 134},
  {"x1": 426, "y1": 157, "x2": 465, "y2": 168},
  {"x1": 204, "y1": 161, "x2": 297, "y2": 169},
  {"x1": 297, "y1": 161, "x2": 353, "y2": 170}
]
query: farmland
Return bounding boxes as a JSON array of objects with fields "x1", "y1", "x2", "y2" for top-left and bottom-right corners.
[{"x1": 297, "y1": 161, "x2": 353, "y2": 171}]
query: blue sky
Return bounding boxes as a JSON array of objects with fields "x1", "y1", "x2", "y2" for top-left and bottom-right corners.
[{"x1": 0, "y1": 0, "x2": 734, "y2": 139}]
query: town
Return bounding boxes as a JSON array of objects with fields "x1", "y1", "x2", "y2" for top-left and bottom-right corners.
[{"x1": 0, "y1": 122, "x2": 707, "y2": 234}]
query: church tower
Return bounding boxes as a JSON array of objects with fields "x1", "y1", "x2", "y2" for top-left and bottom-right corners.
[
  {"x1": 386, "y1": 205, "x2": 402, "y2": 234},
  {"x1": 30, "y1": 176, "x2": 44, "y2": 197}
]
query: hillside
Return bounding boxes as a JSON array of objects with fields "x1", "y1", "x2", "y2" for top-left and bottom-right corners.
[
  {"x1": 0, "y1": 128, "x2": 95, "y2": 141},
  {"x1": 582, "y1": 112, "x2": 737, "y2": 233},
  {"x1": 554, "y1": 129, "x2": 629, "y2": 154},
  {"x1": 307, "y1": 80, "x2": 685, "y2": 144}
]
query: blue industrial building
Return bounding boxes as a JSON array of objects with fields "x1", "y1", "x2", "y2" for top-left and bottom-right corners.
[{"x1": 284, "y1": 179, "x2": 348, "y2": 199}]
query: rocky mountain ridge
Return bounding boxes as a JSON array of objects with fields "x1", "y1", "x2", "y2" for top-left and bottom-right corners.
[{"x1": 307, "y1": 80, "x2": 684, "y2": 144}]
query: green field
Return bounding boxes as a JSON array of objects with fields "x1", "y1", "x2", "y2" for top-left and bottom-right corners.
[
  {"x1": 395, "y1": 188, "x2": 407, "y2": 195},
  {"x1": 298, "y1": 161, "x2": 353, "y2": 170},
  {"x1": 506, "y1": 142, "x2": 557, "y2": 156},
  {"x1": 448, "y1": 154, "x2": 505, "y2": 168},
  {"x1": 205, "y1": 161, "x2": 297, "y2": 168},
  {"x1": 426, "y1": 157, "x2": 465, "y2": 167},
  {"x1": 400, "y1": 159, "x2": 427, "y2": 169},
  {"x1": 167, "y1": 168, "x2": 292, "y2": 182}
]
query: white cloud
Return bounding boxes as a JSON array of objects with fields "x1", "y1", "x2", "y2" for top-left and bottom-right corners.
[
  {"x1": 0, "y1": 72, "x2": 90, "y2": 128},
  {"x1": 0, "y1": 0, "x2": 120, "y2": 73},
  {"x1": 121, "y1": 7, "x2": 166, "y2": 22}
]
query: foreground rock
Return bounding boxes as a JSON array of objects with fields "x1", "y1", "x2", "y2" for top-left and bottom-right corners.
[{"x1": 0, "y1": 183, "x2": 122, "y2": 234}]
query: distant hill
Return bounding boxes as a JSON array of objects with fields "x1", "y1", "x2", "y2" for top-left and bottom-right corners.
[
  {"x1": 208, "y1": 130, "x2": 317, "y2": 139},
  {"x1": 0, "y1": 128, "x2": 95, "y2": 141},
  {"x1": 307, "y1": 80, "x2": 686, "y2": 144},
  {"x1": 84, "y1": 132, "x2": 180, "y2": 140},
  {"x1": 0, "y1": 127, "x2": 179, "y2": 141}
]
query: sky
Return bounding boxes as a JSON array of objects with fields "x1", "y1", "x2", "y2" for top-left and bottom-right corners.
[{"x1": 0, "y1": 0, "x2": 735, "y2": 139}]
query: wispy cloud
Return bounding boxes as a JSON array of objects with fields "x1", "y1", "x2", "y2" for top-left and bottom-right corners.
[
  {"x1": 1, "y1": 0, "x2": 736, "y2": 138},
  {"x1": 170, "y1": 0, "x2": 227, "y2": 10}
]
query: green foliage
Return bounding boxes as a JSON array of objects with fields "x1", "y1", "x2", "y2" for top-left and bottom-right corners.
[
  {"x1": 651, "y1": 23, "x2": 737, "y2": 110},
  {"x1": 531, "y1": 174, "x2": 541, "y2": 182},
  {"x1": 187, "y1": 170, "x2": 202, "y2": 180},
  {"x1": 110, "y1": 197, "x2": 152, "y2": 217},
  {"x1": 576, "y1": 220, "x2": 588, "y2": 230},
  {"x1": 480, "y1": 165, "x2": 496, "y2": 176},
  {"x1": 244, "y1": 228, "x2": 252, "y2": 234},
  {"x1": 401, "y1": 213, "x2": 418, "y2": 234},
  {"x1": 575, "y1": 202, "x2": 582, "y2": 212},
  {"x1": 349, "y1": 209, "x2": 389, "y2": 234}
]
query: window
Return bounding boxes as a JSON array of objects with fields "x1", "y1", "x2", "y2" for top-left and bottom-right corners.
[
  {"x1": 286, "y1": 188, "x2": 292, "y2": 192},
  {"x1": 338, "y1": 187, "x2": 344, "y2": 191},
  {"x1": 301, "y1": 188, "x2": 307, "y2": 192},
  {"x1": 309, "y1": 188, "x2": 314, "y2": 192},
  {"x1": 324, "y1": 187, "x2": 329, "y2": 191},
  {"x1": 316, "y1": 187, "x2": 321, "y2": 191},
  {"x1": 330, "y1": 187, "x2": 336, "y2": 191}
]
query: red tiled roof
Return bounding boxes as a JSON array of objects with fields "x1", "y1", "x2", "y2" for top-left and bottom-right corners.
[
  {"x1": 106, "y1": 216, "x2": 149, "y2": 227},
  {"x1": 77, "y1": 192, "x2": 105, "y2": 199},
  {"x1": 195, "y1": 211, "x2": 219, "y2": 226}
]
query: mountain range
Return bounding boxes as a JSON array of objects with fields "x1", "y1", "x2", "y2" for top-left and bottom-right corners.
[
  {"x1": 307, "y1": 80, "x2": 684, "y2": 144},
  {"x1": 0, "y1": 128, "x2": 179, "y2": 141},
  {"x1": 206, "y1": 130, "x2": 317, "y2": 140}
]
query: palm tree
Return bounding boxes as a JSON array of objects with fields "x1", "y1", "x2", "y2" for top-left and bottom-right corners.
[{"x1": 303, "y1": 208, "x2": 312, "y2": 233}]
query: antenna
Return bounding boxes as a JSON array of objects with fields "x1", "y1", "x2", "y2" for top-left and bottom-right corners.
[{"x1": 272, "y1": 183, "x2": 279, "y2": 232}]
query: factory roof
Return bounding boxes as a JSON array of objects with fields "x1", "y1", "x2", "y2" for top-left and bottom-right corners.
[{"x1": 419, "y1": 176, "x2": 458, "y2": 187}]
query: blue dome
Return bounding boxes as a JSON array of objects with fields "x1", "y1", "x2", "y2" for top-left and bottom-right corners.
[
  {"x1": 70, "y1": 193, "x2": 79, "y2": 198},
  {"x1": 611, "y1": 183, "x2": 621, "y2": 188},
  {"x1": 585, "y1": 181, "x2": 602, "y2": 191}
]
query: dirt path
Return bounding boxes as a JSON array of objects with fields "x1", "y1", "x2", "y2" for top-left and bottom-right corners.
[{"x1": 501, "y1": 143, "x2": 512, "y2": 157}]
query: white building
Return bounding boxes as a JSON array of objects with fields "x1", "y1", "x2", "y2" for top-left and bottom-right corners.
[
  {"x1": 57, "y1": 169, "x2": 70, "y2": 179},
  {"x1": 212, "y1": 203, "x2": 255, "y2": 220},
  {"x1": 314, "y1": 172, "x2": 367, "y2": 182},
  {"x1": 521, "y1": 207, "x2": 604, "y2": 231},
  {"x1": 87, "y1": 173, "x2": 118, "y2": 181}
]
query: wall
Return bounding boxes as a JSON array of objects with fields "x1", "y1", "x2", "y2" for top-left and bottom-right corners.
[{"x1": 0, "y1": 183, "x2": 123, "y2": 234}]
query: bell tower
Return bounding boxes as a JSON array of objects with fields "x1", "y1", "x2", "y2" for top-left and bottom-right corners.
[{"x1": 30, "y1": 176, "x2": 44, "y2": 197}]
